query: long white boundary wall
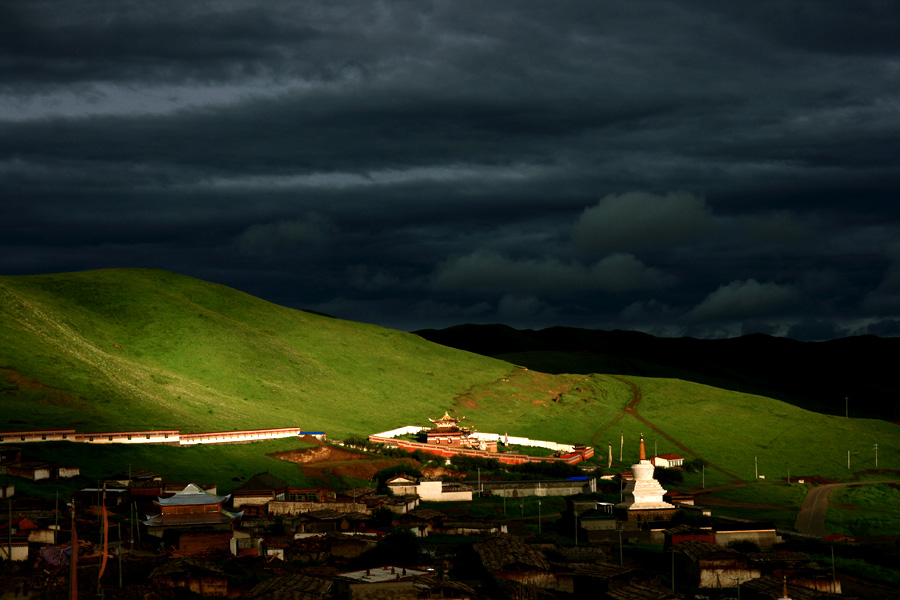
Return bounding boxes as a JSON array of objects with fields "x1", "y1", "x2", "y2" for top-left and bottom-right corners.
[
  {"x1": 370, "y1": 426, "x2": 575, "y2": 453},
  {"x1": 0, "y1": 427, "x2": 325, "y2": 446}
]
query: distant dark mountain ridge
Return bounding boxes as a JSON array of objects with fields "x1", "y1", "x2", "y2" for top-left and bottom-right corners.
[{"x1": 414, "y1": 324, "x2": 900, "y2": 421}]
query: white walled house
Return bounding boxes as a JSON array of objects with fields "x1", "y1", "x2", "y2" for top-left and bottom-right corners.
[{"x1": 651, "y1": 454, "x2": 684, "y2": 468}]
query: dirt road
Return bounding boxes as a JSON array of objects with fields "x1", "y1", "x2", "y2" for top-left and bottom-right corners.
[{"x1": 794, "y1": 480, "x2": 899, "y2": 537}]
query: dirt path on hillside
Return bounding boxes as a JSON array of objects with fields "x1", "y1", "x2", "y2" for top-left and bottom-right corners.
[{"x1": 591, "y1": 376, "x2": 744, "y2": 483}]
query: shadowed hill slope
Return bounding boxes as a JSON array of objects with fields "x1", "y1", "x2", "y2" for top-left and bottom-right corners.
[{"x1": 415, "y1": 324, "x2": 900, "y2": 420}]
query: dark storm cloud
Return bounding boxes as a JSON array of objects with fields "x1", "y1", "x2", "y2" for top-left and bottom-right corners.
[{"x1": 2, "y1": 0, "x2": 900, "y2": 339}]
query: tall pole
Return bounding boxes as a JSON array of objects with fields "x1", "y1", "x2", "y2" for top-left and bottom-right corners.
[
  {"x1": 538, "y1": 499, "x2": 542, "y2": 534},
  {"x1": 69, "y1": 500, "x2": 77, "y2": 600},
  {"x1": 118, "y1": 523, "x2": 123, "y2": 588},
  {"x1": 620, "y1": 432, "x2": 623, "y2": 461},
  {"x1": 874, "y1": 443, "x2": 878, "y2": 467},
  {"x1": 831, "y1": 546, "x2": 836, "y2": 592},
  {"x1": 618, "y1": 525, "x2": 623, "y2": 566},
  {"x1": 848, "y1": 450, "x2": 850, "y2": 470},
  {"x1": 671, "y1": 548, "x2": 675, "y2": 592},
  {"x1": 574, "y1": 511, "x2": 578, "y2": 546},
  {"x1": 755, "y1": 456, "x2": 758, "y2": 480}
]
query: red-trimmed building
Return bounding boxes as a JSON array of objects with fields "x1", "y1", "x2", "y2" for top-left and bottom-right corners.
[{"x1": 143, "y1": 483, "x2": 242, "y2": 536}]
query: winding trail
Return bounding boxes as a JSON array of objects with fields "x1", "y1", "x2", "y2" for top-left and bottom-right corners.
[{"x1": 592, "y1": 376, "x2": 743, "y2": 483}]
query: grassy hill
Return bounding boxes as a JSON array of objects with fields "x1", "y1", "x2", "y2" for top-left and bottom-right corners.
[
  {"x1": 415, "y1": 324, "x2": 900, "y2": 420},
  {"x1": 1, "y1": 269, "x2": 898, "y2": 493}
]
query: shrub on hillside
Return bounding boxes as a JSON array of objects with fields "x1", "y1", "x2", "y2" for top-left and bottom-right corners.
[
  {"x1": 653, "y1": 466, "x2": 683, "y2": 485},
  {"x1": 682, "y1": 457, "x2": 708, "y2": 472},
  {"x1": 450, "y1": 455, "x2": 501, "y2": 472}
]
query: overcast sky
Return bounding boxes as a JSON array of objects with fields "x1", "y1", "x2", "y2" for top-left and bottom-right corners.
[{"x1": 3, "y1": 1, "x2": 900, "y2": 340}]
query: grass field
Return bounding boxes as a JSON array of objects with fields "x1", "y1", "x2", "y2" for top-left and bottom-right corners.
[
  {"x1": 825, "y1": 483, "x2": 900, "y2": 538},
  {"x1": 2, "y1": 269, "x2": 900, "y2": 512}
]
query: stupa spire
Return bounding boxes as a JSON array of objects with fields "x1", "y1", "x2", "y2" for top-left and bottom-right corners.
[{"x1": 639, "y1": 433, "x2": 646, "y2": 461}]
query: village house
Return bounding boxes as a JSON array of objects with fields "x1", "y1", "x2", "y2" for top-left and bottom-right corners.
[
  {"x1": 4, "y1": 460, "x2": 80, "y2": 481},
  {"x1": 282, "y1": 532, "x2": 374, "y2": 564},
  {"x1": 143, "y1": 482, "x2": 242, "y2": 537},
  {"x1": 746, "y1": 553, "x2": 841, "y2": 594},
  {"x1": 477, "y1": 476, "x2": 598, "y2": 498},
  {"x1": 604, "y1": 582, "x2": 686, "y2": 600},
  {"x1": 268, "y1": 486, "x2": 370, "y2": 516},
  {"x1": 0, "y1": 445, "x2": 23, "y2": 468},
  {"x1": 231, "y1": 472, "x2": 289, "y2": 515},
  {"x1": 385, "y1": 473, "x2": 473, "y2": 502},
  {"x1": 740, "y1": 574, "x2": 844, "y2": 600},
  {"x1": 0, "y1": 517, "x2": 31, "y2": 561},
  {"x1": 650, "y1": 454, "x2": 684, "y2": 468},
  {"x1": 473, "y1": 534, "x2": 555, "y2": 589},
  {"x1": 393, "y1": 508, "x2": 447, "y2": 537},
  {"x1": 674, "y1": 539, "x2": 761, "y2": 589},
  {"x1": 385, "y1": 494, "x2": 420, "y2": 514},
  {"x1": 663, "y1": 524, "x2": 716, "y2": 550},
  {"x1": 150, "y1": 559, "x2": 230, "y2": 597},
  {"x1": 714, "y1": 522, "x2": 782, "y2": 549},
  {"x1": 244, "y1": 572, "x2": 334, "y2": 600},
  {"x1": 386, "y1": 473, "x2": 419, "y2": 496},
  {"x1": 334, "y1": 565, "x2": 433, "y2": 600},
  {"x1": 562, "y1": 562, "x2": 639, "y2": 596}
]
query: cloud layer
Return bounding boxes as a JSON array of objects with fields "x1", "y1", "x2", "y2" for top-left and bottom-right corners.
[{"x1": 2, "y1": 1, "x2": 900, "y2": 340}]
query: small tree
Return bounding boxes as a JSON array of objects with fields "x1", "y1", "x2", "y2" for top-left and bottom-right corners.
[{"x1": 653, "y1": 466, "x2": 683, "y2": 485}]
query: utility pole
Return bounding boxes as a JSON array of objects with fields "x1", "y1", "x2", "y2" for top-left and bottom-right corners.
[
  {"x1": 831, "y1": 546, "x2": 836, "y2": 593},
  {"x1": 848, "y1": 450, "x2": 850, "y2": 470},
  {"x1": 118, "y1": 523, "x2": 123, "y2": 588},
  {"x1": 755, "y1": 456, "x2": 758, "y2": 480},
  {"x1": 618, "y1": 525, "x2": 623, "y2": 566},
  {"x1": 874, "y1": 443, "x2": 878, "y2": 467},
  {"x1": 574, "y1": 511, "x2": 578, "y2": 546},
  {"x1": 538, "y1": 499, "x2": 542, "y2": 534},
  {"x1": 671, "y1": 548, "x2": 676, "y2": 592},
  {"x1": 620, "y1": 432, "x2": 623, "y2": 462}
]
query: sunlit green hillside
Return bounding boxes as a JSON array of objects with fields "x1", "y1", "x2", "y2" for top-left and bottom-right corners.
[{"x1": 1, "y1": 269, "x2": 897, "y2": 487}]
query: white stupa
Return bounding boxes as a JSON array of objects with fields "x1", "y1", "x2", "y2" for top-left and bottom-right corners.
[{"x1": 614, "y1": 434, "x2": 676, "y2": 521}]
